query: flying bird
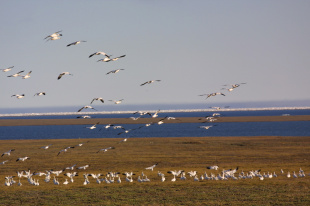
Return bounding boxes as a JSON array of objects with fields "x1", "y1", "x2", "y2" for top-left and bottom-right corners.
[
  {"x1": 44, "y1": 30, "x2": 62, "y2": 40},
  {"x1": 86, "y1": 122, "x2": 100, "y2": 130},
  {"x1": 1, "y1": 66, "x2": 14, "y2": 72},
  {"x1": 66, "y1": 40, "x2": 86, "y2": 47},
  {"x1": 145, "y1": 163, "x2": 159, "y2": 171},
  {"x1": 109, "y1": 99, "x2": 124, "y2": 104},
  {"x1": 106, "y1": 69, "x2": 125, "y2": 75},
  {"x1": 7, "y1": 70, "x2": 24, "y2": 77},
  {"x1": 16, "y1": 157, "x2": 30, "y2": 162},
  {"x1": 77, "y1": 115, "x2": 91, "y2": 119},
  {"x1": 78, "y1": 105, "x2": 97, "y2": 112},
  {"x1": 207, "y1": 165, "x2": 219, "y2": 170},
  {"x1": 21, "y1": 71, "x2": 32, "y2": 79},
  {"x1": 40, "y1": 144, "x2": 52, "y2": 149},
  {"x1": 140, "y1": 80, "x2": 161, "y2": 86},
  {"x1": 57, "y1": 146, "x2": 75, "y2": 156},
  {"x1": 11, "y1": 94, "x2": 25, "y2": 99},
  {"x1": 0, "y1": 160, "x2": 9, "y2": 165},
  {"x1": 105, "y1": 55, "x2": 126, "y2": 62},
  {"x1": 58, "y1": 72, "x2": 73, "y2": 80},
  {"x1": 96, "y1": 147, "x2": 115, "y2": 153},
  {"x1": 1, "y1": 149, "x2": 15, "y2": 157},
  {"x1": 89, "y1": 51, "x2": 111, "y2": 58},
  {"x1": 91, "y1": 97, "x2": 104, "y2": 104},
  {"x1": 34, "y1": 92, "x2": 46, "y2": 96}
]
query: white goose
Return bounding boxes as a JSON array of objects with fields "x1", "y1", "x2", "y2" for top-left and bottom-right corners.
[
  {"x1": 57, "y1": 72, "x2": 73, "y2": 80},
  {"x1": 78, "y1": 105, "x2": 97, "y2": 112},
  {"x1": 106, "y1": 69, "x2": 125, "y2": 75},
  {"x1": 140, "y1": 80, "x2": 161, "y2": 86},
  {"x1": 109, "y1": 99, "x2": 124, "y2": 104},
  {"x1": 67, "y1": 40, "x2": 86, "y2": 47},
  {"x1": 44, "y1": 30, "x2": 62, "y2": 40},
  {"x1": 34, "y1": 92, "x2": 46, "y2": 96},
  {"x1": 1, "y1": 149, "x2": 15, "y2": 157},
  {"x1": 7, "y1": 70, "x2": 24, "y2": 77},
  {"x1": 11, "y1": 94, "x2": 25, "y2": 99},
  {"x1": 86, "y1": 122, "x2": 100, "y2": 130},
  {"x1": 89, "y1": 51, "x2": 111, "y2": 58},
  {"x1": 21, "y1": 71, "x2": 32, "y2": 79},
  {"x1": 91, "y1": 97, "x2": 104, "y2": 104},
  {"x1": 145, "y1": 163, "x2": 159, "y2": 171},
  {"x1": 1, "y1": 66, "x2": 14, "y2": 72}
]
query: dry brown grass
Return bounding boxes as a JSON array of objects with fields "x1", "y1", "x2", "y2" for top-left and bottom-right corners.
[{"x1": 0, "y1": 135, "x2": 309, "y2": 205}]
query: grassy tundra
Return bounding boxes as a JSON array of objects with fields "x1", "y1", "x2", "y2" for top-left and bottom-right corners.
[{"x1": 0, "y1": 136, "x2": 309, "y2": 205}]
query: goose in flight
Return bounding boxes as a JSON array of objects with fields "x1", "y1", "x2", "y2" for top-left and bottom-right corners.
[
  {"x1": 207, "y1": 165, "x2": 219, "y2": 170},
  {"x1": 0, "y1": 160, "x2": 9, "y2": 165},
  {"x1": 147, "y1": 110, "x2": 160, "y2": 118},
  {"x1": 67, "y1": 40, "x2": 86, "y2": 47},
  {"x1": 44, "y1": 30, "x2": 62, "y2": 40},
  {"x1": 109, "y1": 99, "x2": 124, "y2": 104},
  {"x1": 77, "y1": 105, "x2": 97, "y2": 112},
  {"x1": 91, "y1": 97, "x2": 104, "y2": 104},
  {"x1": 89, "y1": 51, "x2": 111, "y2": 58},
  {"x1": 77, "y1": 115, "x2": 91, "y2": 119},
  {"x1": 40, "y1": 144, "x2": 52, "y2": 149},
  {"x1": 77, "y1": 165, "x2": 90, "y2": 170},
  {"x1": 1, "y1": 149, "x2": 15, "y2": 157},
  {"x1": 16, "y1": 157, "x2": 30, "y2": 162},
  {"x1": 21, "y1": 71, "x2": 32, "y2": 79},
  {"x1": 11, "y1": 94, "x2": 25, "y2": 99},
  {"x1": 97, "y1": 57, "x2": 112, "y2": 62},
  {"x1": 199, "y1": 125, "x2": 215, "y2": 130},
  {"x1": 1, "y1": 66, "x2": 14, "y2": 72},
  {"x1": 96, "y1": 146, "x2": 115, "y2": 153},
  {"x1": 140, "y1": 80, "x2": 161, "y2": 86},
  {"x1": 86, "y1": 122, "x2": 100, "y2": 130},
  {"x1": 64, "y1": 164, "x2": 77, "y2": 170},
  {"x1": 34, "y1": 92, "x2": 46, "y2": 96},
  {"x1": 106, "y1": 69, "x2": 125, "y2": 75},
  {"x1": 145, "y1": 163, "x2": 159, "y2": 171},
  {"x1": 105, "y1": 55, "x2": 126, "y2": 62},
  {"x1": 58, "y1": 72, "x2": 73, "y2": 80},
  {"x1": 7, "y1": 70, "x2": 24, "y2": 77},
  {"x1": 167, "y1": 170, "x2": 184, "y2": 176},
  {"x1": 57, "y1": 146, "x2": 75, "y2": 156}
]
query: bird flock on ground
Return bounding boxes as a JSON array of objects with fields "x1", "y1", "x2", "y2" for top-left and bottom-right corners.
[{"x1": 2, "y1": 143, "x2": 309, "y2": 187}]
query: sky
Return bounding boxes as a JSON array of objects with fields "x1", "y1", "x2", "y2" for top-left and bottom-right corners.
[{"x1": 0, "y1": 0, "x2": 309, "y2": 113}]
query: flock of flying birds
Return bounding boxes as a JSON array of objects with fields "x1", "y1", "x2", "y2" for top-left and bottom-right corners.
[{"x1": 2, "y1": 30, "x2": 161, "y2": 102}]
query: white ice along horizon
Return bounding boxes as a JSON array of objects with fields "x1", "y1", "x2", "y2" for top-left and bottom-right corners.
[{"x1": 0, "y1": 107, "x2": 309, "y2": 117}]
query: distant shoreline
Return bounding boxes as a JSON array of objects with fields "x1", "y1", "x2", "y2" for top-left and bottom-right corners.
[
  {"x1": 0, "y1": 106, "x2": 310, "y2": 117},
  {"x1": 0, "y1": 115, "x2": 309, "y2": 126}
]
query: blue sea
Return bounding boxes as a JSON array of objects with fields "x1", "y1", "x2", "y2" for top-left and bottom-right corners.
[{"x1": 0, "y1": 108, "x2": 309, "y2": 140}]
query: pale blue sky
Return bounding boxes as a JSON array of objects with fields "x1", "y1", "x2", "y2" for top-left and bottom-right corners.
[{"x1": 1, "y1": 0, "x2": 309, "y2": 112}]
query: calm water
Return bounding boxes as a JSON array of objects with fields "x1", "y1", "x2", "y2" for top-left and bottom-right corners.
[{"x1": 0, "y1": 121, "x2": 309, "y2": 140}]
